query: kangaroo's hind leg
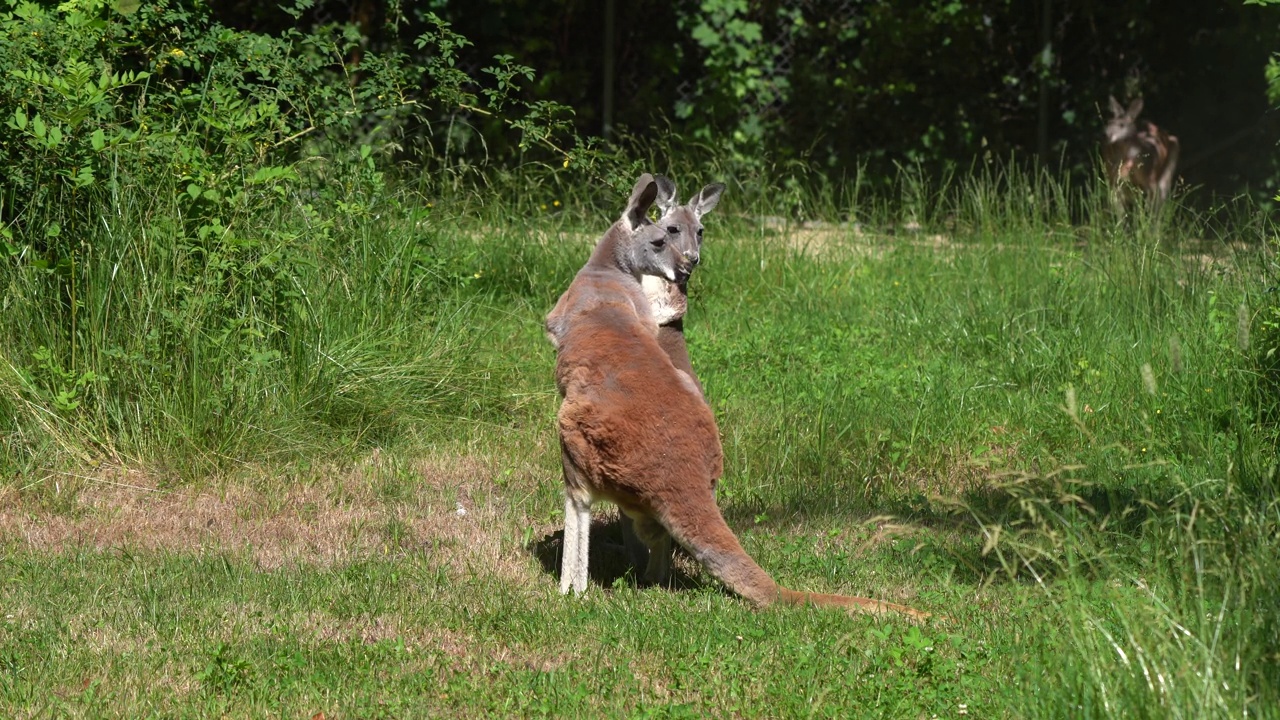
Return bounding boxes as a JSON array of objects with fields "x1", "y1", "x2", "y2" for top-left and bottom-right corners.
[
  {"x1": 624, "y1": 511, "x2": 675, "y2": 586},
  {"x1": 621, "y1": 516, "x2": 651, "y2": 577},
  {"x1": 559, "y1": 453, "x2": 593, "y2": 595}
]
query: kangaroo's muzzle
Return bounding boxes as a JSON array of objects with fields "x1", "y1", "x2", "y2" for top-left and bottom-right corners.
[{"x1": 673, "y1": 261, "x2": 694, "y2": 284}]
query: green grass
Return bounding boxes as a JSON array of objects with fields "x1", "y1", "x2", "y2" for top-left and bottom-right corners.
[
  {"x1": 2, "y1": 547, "x2": 997, "y2": 717},
  {"x1": 2, "y1": 168, "x2": 1278, "y2": 717}
]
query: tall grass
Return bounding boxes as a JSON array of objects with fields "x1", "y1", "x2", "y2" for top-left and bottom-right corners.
[
  {"x1": 0, "y1": 174, "x2": 506, "y2": 480},
  {"x1": 2, "y1": 158, "x2": 1277, "y2": 715},
  {"x1": 674, "y1": 163, "x2": 1277, "y2": 716}
]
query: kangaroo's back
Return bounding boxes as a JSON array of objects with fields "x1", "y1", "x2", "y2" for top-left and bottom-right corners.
[{"x1": 556, "y1": 299, "x2": 723, "y2": 502}]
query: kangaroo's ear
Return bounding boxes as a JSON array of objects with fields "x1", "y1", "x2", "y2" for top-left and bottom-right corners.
[
  {"x1": 624, "y1": 173, "x2": 658, "y2": 230},
  {"x1": 1108, "y1": 95, "x2": 1124, "y2": 117},
  {"x1": 1127, "y1": 97, "x2": 1144, "y2": 119},
  {"x1": 692, "y1": 183, "x2": 725, "y2": 219},
  {"x1": 654, "y1": 175, "x2": 679, "y2": 216}
]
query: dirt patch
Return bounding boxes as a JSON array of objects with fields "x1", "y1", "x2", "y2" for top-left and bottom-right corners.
[
  {"x1": 4, "y1": 474, "x2": 379, "y2": 569},
  {"x1": 1178, "y1": 239, "x2": 1258, "y2": 276},
  {"x1": 0, "y1": 453, "x2": 551, "y2": 579},
  {"x1": 768, "y1": 222, "x2": 874, "y2": 257}
]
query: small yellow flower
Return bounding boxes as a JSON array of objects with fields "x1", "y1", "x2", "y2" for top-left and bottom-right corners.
[
  {"x1": 553, "y1": 200, "x2": 561, "y2": 207},
  {"x1": 540, "y1": 204, "x2": 547, "y2": 210},
  {"x1": 562, "y1": 157, "x2": 570, "y2": 168},
  {"x1": 170, "y1": 48, "x2": 185, "y2": 57},
  {"x1": 473, "y1": 272, "x2": 481, "y2": 279}
]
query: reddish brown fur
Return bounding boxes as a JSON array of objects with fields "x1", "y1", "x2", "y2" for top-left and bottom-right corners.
[
  {"x1": 548, "y1": 176, "x2": 935, "y2": 621},
  {"x1": 655, "y1": 320, "x2": 696, "y2": 389}
]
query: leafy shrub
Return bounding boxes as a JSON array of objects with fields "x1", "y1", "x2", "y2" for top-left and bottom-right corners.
[{"x1": 0, "y1": 0, "x2": 606, "y2": 472}]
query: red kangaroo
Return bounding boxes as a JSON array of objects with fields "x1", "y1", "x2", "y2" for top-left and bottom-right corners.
[{"x1": 545, "y1": 173, "x2": 934, "y2": 621}]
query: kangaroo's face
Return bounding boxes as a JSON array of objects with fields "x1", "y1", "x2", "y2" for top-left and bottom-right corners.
[
  {"x1": 635, "y1": 221, "x2": 685, "y2": 283},
  {"x1": 657, "y1": 207, "x2": 704, "y2": 284},
  {"x1": 619, "y1": 174, "x2": 686, "y2": 283},
  {"x1": 652, "y1": 177, "x2": 725, "y2": 285},
  {"x1": 1105, "y1": 96, "x2": 1142, "y2": 144}
]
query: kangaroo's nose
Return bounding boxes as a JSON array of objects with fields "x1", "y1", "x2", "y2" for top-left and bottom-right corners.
[{"x1": 687, "y1": 251, "x2": 700, "y2": 266}]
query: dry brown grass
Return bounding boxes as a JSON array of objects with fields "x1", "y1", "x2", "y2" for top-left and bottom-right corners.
[{"x1": 0, "y1": 451, "x2": 555, "y2": 582}]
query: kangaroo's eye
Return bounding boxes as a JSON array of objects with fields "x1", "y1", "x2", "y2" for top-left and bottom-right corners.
[
  {"x1": 696, "y1": 228, "x2": 704, "y2": 239},
  {"x1": 667, "y1": 226, "x2": 679, "y2": 235}
]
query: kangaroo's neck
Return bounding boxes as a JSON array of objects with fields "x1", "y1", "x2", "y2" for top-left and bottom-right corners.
[{"x1": 586, "y1": 222, "x2": 643, "y2": 281}]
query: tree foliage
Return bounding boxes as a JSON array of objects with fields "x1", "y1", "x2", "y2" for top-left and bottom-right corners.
[{"x1": 351, "y1": 0, "x2": 1278, "y2": 194}]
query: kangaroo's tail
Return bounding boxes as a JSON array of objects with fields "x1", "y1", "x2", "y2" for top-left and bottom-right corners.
[
  {"x1": 656, "y1": 490, "x2": 937, "y2": 621},
  {"x1": 654, "y1": 489, "x2": 781, "y2": 606},
  {"x1": 777, "y1": 589, "x2": 938, "y2": 622}
]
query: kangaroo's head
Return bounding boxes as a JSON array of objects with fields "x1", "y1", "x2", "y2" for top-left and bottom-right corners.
[
  {"x1": 615, "y1": 173, "x2": 684, "y2": 282},
  {"x1": 652, "y1": 176, "x2": 725, "y2": 284},
  {"x1": 1105, "y1": 96, "x2": 1143, "y2": 144}
]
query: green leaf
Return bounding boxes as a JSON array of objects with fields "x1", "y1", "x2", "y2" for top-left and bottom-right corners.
[
  {"x1": 90, "y1": 128, "x2": 106, "y2": 151},
  {"x1": 13, "y1": 107, "x2": 27, "y2": 130},
  {"x1": 691, "y1": 23, "x2": 721, "y2": 48},
  {"x1": 48, "y1": 124, "x2": 63, "y2": 146},
  {"x1": 113, "y1": 0, "x2": 141, "y2": 15},
  {"x1": 53, "y1": 389, "x2": 81, "y2": 412},
  {"x1": 247, "y1": 166, "x2": 298, "y2": 184},
  {"x1": 31, "y1": 114, "x2": 46, "y2": 139},
  {"x1": 187, "y1": 183, "x2": 203, "y2": 200}
]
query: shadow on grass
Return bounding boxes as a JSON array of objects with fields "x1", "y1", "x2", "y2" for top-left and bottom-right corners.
[
  {"x1": 717, "y1": 473, "x2": 1166, "y2": 585},
  {"x1": 527, "y1": 469, "x2": 1194, "y2": 596},
  {"x1": 526, "y1": 514, "x2": 703, "y2": 593}
]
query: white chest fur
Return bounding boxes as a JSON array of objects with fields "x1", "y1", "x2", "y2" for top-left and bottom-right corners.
[{"x1": 640, "y1": 275, "x2": 688, "y2": 326}]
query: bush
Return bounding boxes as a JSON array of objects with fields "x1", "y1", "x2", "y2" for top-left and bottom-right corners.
[{"x1": 0, "y1": 0, "x2": 604, "y2": 474}]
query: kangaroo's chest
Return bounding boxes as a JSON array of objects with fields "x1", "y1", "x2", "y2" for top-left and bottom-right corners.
[{"x1": 640, "y1": 275, "x2": 688, "y2": 327}]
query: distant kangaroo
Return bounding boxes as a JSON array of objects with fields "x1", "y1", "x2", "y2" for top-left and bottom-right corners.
[
  {"x1": 545, "y1": 174, "x2": 933, "y2": 621},
  {"x1": 1102, "y1": 96, "x2": 1180, "y2": 211}
]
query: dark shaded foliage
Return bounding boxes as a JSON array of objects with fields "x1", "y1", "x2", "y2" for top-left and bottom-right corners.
[{"x1": 205, "y1": 0, "x2": 1280, "y2": 197}]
